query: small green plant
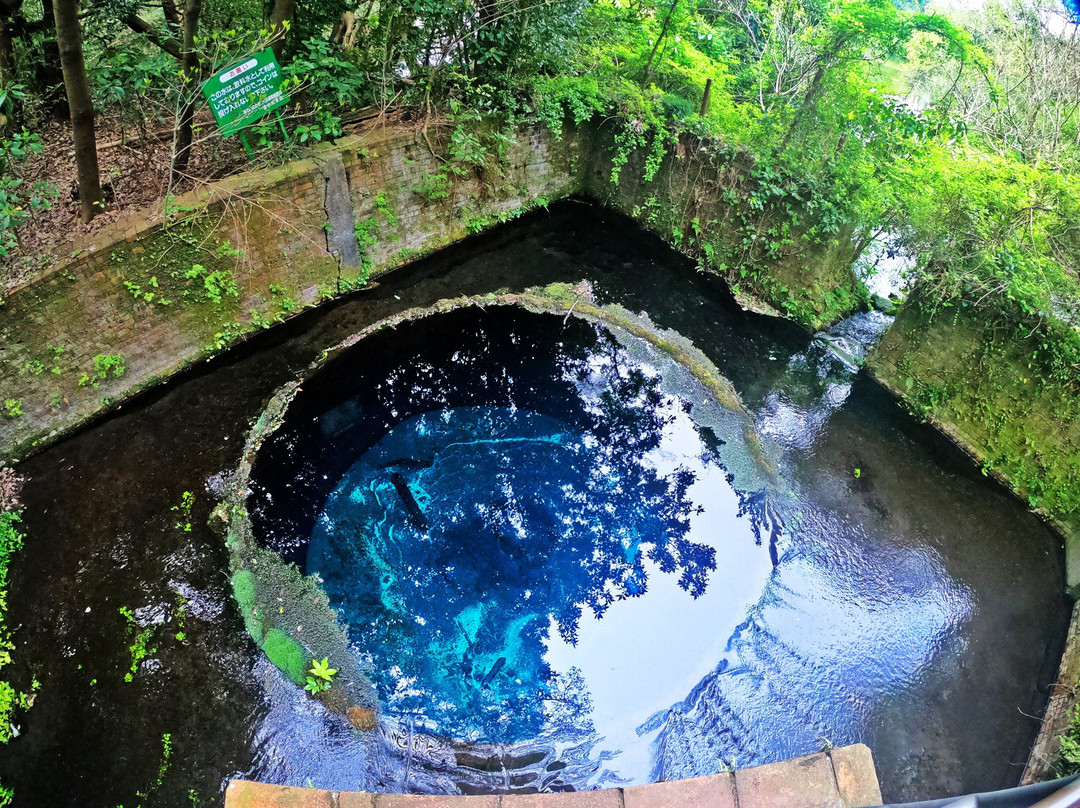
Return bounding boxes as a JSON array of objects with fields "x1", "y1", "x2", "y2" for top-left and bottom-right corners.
[
  {"x1": 0, "y1": 129, "x2": 59, "y2": 258},
  {"x1": 353, "y1": 191, "x2": 399, "y2": 282},
  {"x1": 171, "y1": 491, "x2": 194, "y2": 532},
  {"x1": 0, "y1": 510, "x2": 29, "y2": 744},
  {"x1": 182, "y1": 264, "x2": 239, "y2": 305},
  {"x1": 119, "y1": 606, "x2": 156, "y2": 683},
  {"x1": 174, "y1": 594, "x2": 188, "y2": 643},
  {"x1": 79, "y1": 354, "x2": 126, "y2": 388},
  {"x1": 2, "y1": 400, "x2": 21, "y2": 419},
  {"x1": 124, "y1": 276, "x2": 168, "y2": 305},
  {"x1": 156, "y1": 732, "x2": 172, "y2": 787},
  {"x1": 304, "y1": 657, "x2": 338, "y2": 694},
  {"x1": 853, "y1": 468, "x2": 861, "y2": 479},
  {"x1": 413, "y1": 171, "x2": 453, "y2": 202},
  {"x1": 47, "y1": 345, "x2": 64, "y2": 374}
]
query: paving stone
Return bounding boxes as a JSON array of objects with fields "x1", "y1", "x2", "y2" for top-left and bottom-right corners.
[
  {"x1": 734, "y1": 752, "x2": 842, "y2": 808},
  {"x1": 830, "y1": 745, "x2": 882, "y2": 808},
  {"x1": 338, "y1": 793, "x2": 377, "y2": 808},
  {"x1": 624, "y1": 774, "x2": 735, "y2": 808},
  {"x1": 376, "y1": 795, "x2": 499, "y2": 808},
  {"x1": 224, "y1": 780, "x2": 335, "y2": 808},
  {"x1": 501, "y1": 790, "x2": 622, "y2": 808}
]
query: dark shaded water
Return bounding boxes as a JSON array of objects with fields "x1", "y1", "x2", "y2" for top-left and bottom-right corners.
[{"x1": 0, "y1": 201, "x2": 1068, "y2": 806}]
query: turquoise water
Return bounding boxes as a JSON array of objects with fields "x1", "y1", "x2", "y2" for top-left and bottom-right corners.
[
  {"x1": 1, "y1": 203, "x2": 1066, "y2": 805},
  {"x1": 266, "y1": 306, "x2": 973, "y2": 791}
]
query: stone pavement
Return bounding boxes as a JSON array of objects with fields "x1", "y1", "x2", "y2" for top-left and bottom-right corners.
[{"x1": 225, "y1": 744, "x2": 882, "y2": 808}]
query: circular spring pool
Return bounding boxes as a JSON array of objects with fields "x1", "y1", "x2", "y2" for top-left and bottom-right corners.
[{"x1": 237, "y1": 288, "x2": 1059, "y2": 795}]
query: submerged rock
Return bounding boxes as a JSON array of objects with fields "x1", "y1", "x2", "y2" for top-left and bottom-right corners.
[{"x1": 348, "y1": 706, "x2": 378, "y2": 732}]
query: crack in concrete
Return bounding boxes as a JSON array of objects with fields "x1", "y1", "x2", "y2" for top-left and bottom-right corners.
[{"x1": 316, "y1": 151, "x2": 364, "y2": 289}]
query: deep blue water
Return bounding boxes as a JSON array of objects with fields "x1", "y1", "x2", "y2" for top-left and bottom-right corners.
[
  {"x1": 0, "y1": 202, "x2": 1066, "y2": 807},
  {"x1": 246, "y1": 304, "x2": 982, "y2": 792}
]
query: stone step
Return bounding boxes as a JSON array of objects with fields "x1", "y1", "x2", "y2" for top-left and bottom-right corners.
[{"x1": 224, "y1": 743, "x2": 882, "y2": 808}]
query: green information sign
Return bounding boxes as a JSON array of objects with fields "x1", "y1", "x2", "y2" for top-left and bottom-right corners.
[{"x1": 203, "y1": 49, "x2": 289, "y2": 138}]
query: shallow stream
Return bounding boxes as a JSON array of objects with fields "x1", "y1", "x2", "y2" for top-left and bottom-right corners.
[{"x1": 0, "y1": 201, "x2": 1068, "y2": 806}]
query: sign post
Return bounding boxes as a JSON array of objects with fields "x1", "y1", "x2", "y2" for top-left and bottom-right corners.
[{"x1": 202, "y1": 49, "x2": 291, "y2": 155}]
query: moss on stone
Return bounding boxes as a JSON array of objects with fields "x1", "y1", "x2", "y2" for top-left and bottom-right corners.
[{"x1": 261, "y1": 629, "x2": 309, "y2": 685}]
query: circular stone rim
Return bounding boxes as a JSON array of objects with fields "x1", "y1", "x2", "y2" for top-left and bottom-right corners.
[{"x1": 213, "y1": 281, "x2": 772, "y2": 736}]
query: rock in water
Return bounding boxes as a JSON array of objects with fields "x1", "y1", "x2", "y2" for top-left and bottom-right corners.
[{"x1": 348, "y1": 706, "x2": 378, "y2": 731}]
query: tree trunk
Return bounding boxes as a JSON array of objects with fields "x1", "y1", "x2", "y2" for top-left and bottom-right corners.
[
  {"x1": 54, "y1": 0, "x2": 103, "y2": 222},
  {"x1": 170, "y1": 0, "x2": 202, "y2": 185},
  {"x1": 37, "y1": 0, "x2": 67, "y2": 118},
  {"x1": 0, "y1": 7, "x2": 14, "y2": 88},
  {"x1": 269, "y1": 0, "x2": 296, "y2": 59},
  {"x1": 0, "y1": 10, "x2": 13, "y2": 132},
  {"x1": 642, "y1": 0, "x2": 680, "y2": 87},
  {"x1": 123, "y1": 13, "x2": 182, "y2": 58}
]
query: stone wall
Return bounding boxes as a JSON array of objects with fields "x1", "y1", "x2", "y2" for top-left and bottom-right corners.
[
  {"x1": 0, "y1": 122, "x2": 579, "y2": 463},
  {"x1": 575, "y1": 121, "x2": 863, "y2": 328},
  {"x1": 866, "y1": 301, "x2": 1080, "y2": 586}
]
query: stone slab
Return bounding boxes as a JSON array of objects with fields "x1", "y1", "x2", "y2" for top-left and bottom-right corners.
[
  {"x1": 225, "y1": 780, "x2": 335, "y2": 808},
  {"x1": 501, "y1": 791, "x2": 622, "y2": 808},
  {"x1": 226, "y1": 745, "x2": 881, "y2": 808},
  {"x1": 340, "y1": 793, "x2": 377, "y2": 808},
  {"x1": 734, "y1": 752, "x2": 843, "y2": 808},
  {"x1": 829, "y1": 745, "x2": 882, "y2": 808},
  {"x1": 376, "y1": 796, "x2": 499, "y2": 808},
  {"x1": 624, "y1": 774, "x2": 735, "y2": 808}
]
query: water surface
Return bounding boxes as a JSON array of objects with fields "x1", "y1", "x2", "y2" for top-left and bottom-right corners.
[{"x1": 0, "y1": 201, "x2": 1067, "y2": 806}]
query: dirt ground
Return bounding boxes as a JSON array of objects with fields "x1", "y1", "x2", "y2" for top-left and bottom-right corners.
[
  {"x1": 3, "y1": 109, "x2": 248, "y2": 291},
  {"x1": 2, "y1": 105, "x2": 408, "y2": 292}
]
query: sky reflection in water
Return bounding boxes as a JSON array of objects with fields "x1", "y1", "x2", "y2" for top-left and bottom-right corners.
[{"x1": 251, "y1": 307, "x2": 976, "y2": 792}]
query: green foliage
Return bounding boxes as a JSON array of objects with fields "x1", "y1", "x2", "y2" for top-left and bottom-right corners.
[
  {"x1": 0, "y1": 131, "x2": 58, "y2": 259},
  {"x1": 1057, "y1": 705, "x2": 1080, "y2": 776},
  {"x1": 184, "y1": 264, "x2": 239, "y2": 305},
  {"x1": 893, "y1": 144, "x2": 1080, "y2": 381},
  {"x1": 0, "y1": 511, "x2": 27, "y2": 744},
  {"x1": 261, "y1": 629, "x2": 308, "y2": 685},
  {"x1": 125, "y1": 276, "x2": 171, "y2": 306},
  {"x1": 304, "y1": 656, "x2": 337, "y2": 694},
  {"x1": 87, "y1": 41, "x2": 175, "y2": 122},
  {"x1": 1, "y1": 401, "x2": 21, "y2": 420},
  {"x1": 78, "y1": 354, "x2": 127, "y2": 389},
  {"x1": 413, "y1": 171, "x2": 453, "y2": 202},
  {"x1": 118, "y1": 605, "x2": 156, "y2": 683},
  {"x1": 171, "y1": 491, "x2": 195, "y2": 532},
  {"x1": 353, "y1": 191, "x2": 398, "y2": 281}
]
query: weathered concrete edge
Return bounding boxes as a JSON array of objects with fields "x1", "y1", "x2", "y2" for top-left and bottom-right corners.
[
  {"x1": 216, "y1": 286, "x2": 770, "y2": 696},
  {"x1": 864, "y1": 366, "x2": 1080, "y2": 784},
  {"x1": 1023, "y1": 600, "x2": 1080, "y2": 784},
  {"x1": 223, "y1": 745, "x2": 882, "y2": 808},
  {"x1": 0, "y1": 122, "x2": 582, "y2": 465}
]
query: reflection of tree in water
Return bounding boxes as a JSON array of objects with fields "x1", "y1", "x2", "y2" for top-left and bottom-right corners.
[
  {"x1": 561, "y1": 326, "x2": 715, "y2": 623},
  {"x1": 736, "y1": 489, "x2": 784, "y2": 567},
  {"x1": 309, "y1": 324, "x2": 720, "y2": 742}
]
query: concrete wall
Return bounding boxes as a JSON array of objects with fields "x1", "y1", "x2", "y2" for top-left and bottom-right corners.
[
  {"x1": 576, "y1": 122, "x2": 863, "y2": 328},
  {"x1": 866, "y1": 301, "x2": 1080, "y2": 583},
  {"x1": 0, "y1": 122, "x2": 579, "y2": 463}
]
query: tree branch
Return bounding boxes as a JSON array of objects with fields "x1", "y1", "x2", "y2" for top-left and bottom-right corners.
[{"x1": 123, "y1": 13, "x2": 181, "y2": 59}]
